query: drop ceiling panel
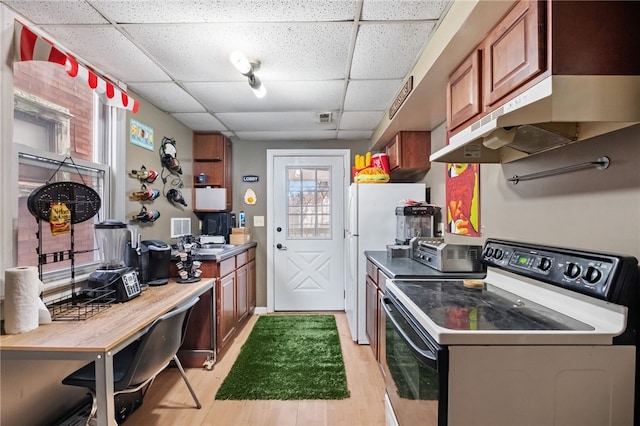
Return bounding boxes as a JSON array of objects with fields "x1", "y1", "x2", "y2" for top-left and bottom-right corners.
[
  {"x1": 361, "y1": 0, "x2": 449, "y2": 21},
  {"x1": 340, "y1": 111, "x2": 385, "y2": 130},
  {"x1": 235, "y1": 130, "x2": 337, "y2": 141},
  {"x1": 185, "y1": 81, "x2": 344, "y2": 113},
  {"x1": 4, "y1": 0, "x2": 107, "y2": 24},
  {"x1": 337, "y1": 130, "x2": 374, "y2": 140},
  {"x1": 130, "y1": 83, "x2": 206, "y2": 113},
  {"x1": 350, "y1": 22, "x2": 437, "y2": 79},
  {"x1": 217, "y1": 112, "x2": 337, "y2": 131},
  {"x1": 37, "y1": 25, "x2": 171, "y2": 82},
  {"x1": 170, "y1": 112, "x2": 227, "y2": 132},
  {"x1": 93, "y1": 0, "x2": 356, "y2": 23},
  {"x1": 124, "y1": 22, "x2": 353, "y2": 82},
  {"x1": 344, "y1": 80, "x2": 402, "y2": 110}
]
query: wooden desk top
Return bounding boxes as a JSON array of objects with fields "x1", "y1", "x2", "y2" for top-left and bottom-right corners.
[{"x1": 0, "y1": 279, "x2": 214, "y2": 353}]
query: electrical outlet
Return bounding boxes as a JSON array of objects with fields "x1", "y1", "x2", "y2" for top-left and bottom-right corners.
[{"x1": 254, "y1": 216, "x2": 265, "y2": 227}]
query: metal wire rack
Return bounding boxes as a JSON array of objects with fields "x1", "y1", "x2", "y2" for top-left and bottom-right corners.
[{"x1": 46, "y1": 286, "x2": 115, "y2": 321}]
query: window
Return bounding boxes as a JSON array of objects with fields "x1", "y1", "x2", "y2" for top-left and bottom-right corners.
[
  {"x1": 14, "y1": 60, "x2": 110, "y2": 283},
  {"x1": 286, "y1": 166, "x2": 332, "y2": 239}
]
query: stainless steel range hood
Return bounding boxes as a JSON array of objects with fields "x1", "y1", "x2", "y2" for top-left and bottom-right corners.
[{"x1": 430, "y1": 75, "x2": 640, "y2": 163}]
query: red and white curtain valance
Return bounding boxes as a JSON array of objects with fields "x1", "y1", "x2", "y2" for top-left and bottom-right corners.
[{"x1": 14, "y1": 20, "x2": 139, "y2": 113}]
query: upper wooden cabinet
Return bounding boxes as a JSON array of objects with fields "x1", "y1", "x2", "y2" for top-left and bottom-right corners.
[
  {"x1": 384, "y1": 131, "x2": 431, "y2": 182},
  {"x1": 447, "y1": 50, "x2": 482, "y2": 132},
  {"x1": 192, "y1": 133, "x2": 232, "y2": 211},
  {"x1": 446, "y1": 0, "x2": 640, "y2": 137},
  {"x1": 482, "y1": 0, "x2": 544, "y2": 108}
]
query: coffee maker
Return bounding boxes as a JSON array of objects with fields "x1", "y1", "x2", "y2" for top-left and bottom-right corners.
[
  {"x1": 127, "y1": 240, "x2": 171, "y2": 286},
  {"x1": 88, "y1": 220, "x2": 141, "y2": 302}
]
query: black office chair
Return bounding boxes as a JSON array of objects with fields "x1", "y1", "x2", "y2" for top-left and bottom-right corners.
[{"x1": 62, "y1": 296, "x2": 202, "y2": 425}]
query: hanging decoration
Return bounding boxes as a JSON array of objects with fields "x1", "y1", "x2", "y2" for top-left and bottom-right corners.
[
  {"x1": 128, "y1": 165, "x2": 158, "y2": 183},
  {"x1": 159, "y1": 137, "x2": 186, "y2": 207},
  {"x1": 445, "y1": 163, "x2": 481, "y2": 236},
  {"x1": 243, "y1": 188, "x2": 257, "y2": 205},
  {"x1": 13, "y1": 20, "x2": 139, "y2": 113}
]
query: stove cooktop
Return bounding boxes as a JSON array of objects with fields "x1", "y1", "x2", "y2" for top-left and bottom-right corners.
[{"x1": 391, "y1": 280, "x2": 593, "y2": 332}]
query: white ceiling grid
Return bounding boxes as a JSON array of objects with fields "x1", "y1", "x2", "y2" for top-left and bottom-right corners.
[{"x1": 3, "y1": 0, "x2": 451, "y2": 142}]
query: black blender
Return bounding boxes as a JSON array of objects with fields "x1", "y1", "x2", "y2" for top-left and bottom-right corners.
[{"x1": 87, "y1": 220, "x2": 141, "y2": 302}]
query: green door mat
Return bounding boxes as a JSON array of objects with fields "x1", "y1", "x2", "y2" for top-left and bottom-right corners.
[{"x1": 215, "y1": 314, "x2": 350, "y2": 400}]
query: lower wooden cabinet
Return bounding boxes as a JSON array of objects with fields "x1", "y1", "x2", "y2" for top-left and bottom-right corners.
[
  {"x1": 236, "y1": 263, "x2": 249, "y2": 323},
  {"x1": 178, "y1": 245, "x2": 257, "y2": 367},
  {"x1": 365, "y1": 258, "x2": 389, "y2": 365},
  {"x1": 218, "y1": 270, "x2": 237, "y2": 351},
  {"x1": 365, "y1": 276, "x2": 378, "y2": 356}
]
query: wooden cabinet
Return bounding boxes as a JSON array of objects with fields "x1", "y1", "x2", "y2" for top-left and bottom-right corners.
[
  {"x1": 446, "y1": 0, "x2": 640, "y2": 139},
  {"x1": 447, "y1": 50, "x2": 482, "y2": 132},
  {"x1": 384, "y1": 131, "x2": 431, "y2": 182},
  {"x1": 177, "y1": 245, "x2": 257, "y2": 366},
  {"x1": 236, "y1": 262, "x2": 249, "y2": 323},
  {"x1": 365, "y1": 276, "x2": 378, "y2": 356},
  {"x1": 248, "y1": 248, "x2": 256, "y2": 312},
  {"x1": 365, "y1": 258, "x2": 389, "y2": 365},
  {"x1": 482, "y1": 0, "x2": 543, "y2": 108},
  {"x1": 217, "y1": 257, "x2": 237, "y2": 351},
  {"x1": 192, "y1": 132, "x2": 232, "y2": 211}
]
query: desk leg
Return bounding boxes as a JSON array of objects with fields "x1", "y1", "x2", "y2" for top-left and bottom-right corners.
[{"x1": 94, "y1": 351, "x2": 116, "y2": 426}]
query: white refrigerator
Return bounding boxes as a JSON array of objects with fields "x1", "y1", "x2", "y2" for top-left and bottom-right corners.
[{"x1": 345, "y1": 182, "x2": 426, "y2": 343}]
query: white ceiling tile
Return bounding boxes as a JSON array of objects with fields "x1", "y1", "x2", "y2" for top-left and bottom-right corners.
[
  {"x1": 130, "y1": 83, "x2": 206, "y2": 113},
  {"x1": 4, "y1": 1, "x2": 107, "y2": 24},
  {"x1": 170, "y1": 112, "x2": 227, "y2": 132},
  {"x1": 37, "y1": 25, "x2": 171, "y2": 83},
  {"x1": 337, "y1": 130, "x2": 374, "y2": 140},
  {"x1": 350, "y1": 22, "x2": 436, "y2": 79},
  {"x1": 344, "y1": 80, "x2": 402, "y2": 110},
  {"x1": 361, "y1": 0, "x2": 450, "y2": 21},
  {"x1": 235, "y1": 130, "x2": 337, "y2": 141},
  {"x1": 93, "y1": 0, "x2": 356, "y2": 23},
  {"x1": 185, "y1": 81, "x2": 344, "y2": 113},
  {"x1": 340, "y1": 111, "x2": 384, "y2": 130},
  {"x1": 123, "y1": 22, "x2": 352, "y2": 81},
  {"x1": 217, "y1": 112, "x2": 338, "y2": 131}
]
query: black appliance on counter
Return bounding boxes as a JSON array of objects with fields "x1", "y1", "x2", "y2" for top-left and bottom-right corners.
[
  {"x1": 126, "y1": 240, "x2": 171, "y2": 286},
  {"x1": 200, "y1": 211, "x2": 234, "y2": 243},
  {"x1": 382, "y1": 238, "x2": 639, "y2": 426}
]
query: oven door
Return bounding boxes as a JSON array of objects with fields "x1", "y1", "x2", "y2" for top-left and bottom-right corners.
[{"x1": 381, "y1": 291, "x2": 448, "y2": 426}]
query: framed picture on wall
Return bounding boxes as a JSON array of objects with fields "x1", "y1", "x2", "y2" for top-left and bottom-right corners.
[{"x1": 445, "y1": 163, "x2": 480, "y2": 236}]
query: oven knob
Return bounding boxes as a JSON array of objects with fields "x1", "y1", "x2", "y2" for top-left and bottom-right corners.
[
  {"x1": 494, "y1": 248, "x2": 504, "y2": 259},
  {"x1": 537, "y1": 257, "x2": 552, "y2": 271},
  {"x1": 583, "y1": 266, "x2": 602, "y2": 284},
  {"x1": 484, "y1": 247, "x2": 494, "y2": 258},
  {"x1": 564, "y1": 262, "x2": 581, "y2": 279}
]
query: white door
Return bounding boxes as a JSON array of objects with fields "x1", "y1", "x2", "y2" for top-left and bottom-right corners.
[{"x1": 270, "y1": 153, "x2": 346, "y2": 311}]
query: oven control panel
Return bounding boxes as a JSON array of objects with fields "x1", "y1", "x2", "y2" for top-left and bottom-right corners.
[{"x1": 481, "y1": 239, "x2": 638, "y2": 305}]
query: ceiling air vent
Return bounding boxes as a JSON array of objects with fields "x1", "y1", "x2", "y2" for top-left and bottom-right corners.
[{"x1": 316, "y1": 112, "x2": 333, "y2": 124}]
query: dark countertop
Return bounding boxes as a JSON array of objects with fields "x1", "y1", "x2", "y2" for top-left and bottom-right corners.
[{"x1": 365, "y1": 251, "x2": 486, "y2": 280}]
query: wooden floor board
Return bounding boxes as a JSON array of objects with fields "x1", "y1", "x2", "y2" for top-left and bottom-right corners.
[{"x1": 126, "y1": 313, "x2": 385, "y2": 426}]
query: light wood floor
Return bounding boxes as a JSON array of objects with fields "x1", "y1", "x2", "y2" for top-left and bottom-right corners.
[{"x1": 127, "y1": 312, "x2": 386, "y2": 426}]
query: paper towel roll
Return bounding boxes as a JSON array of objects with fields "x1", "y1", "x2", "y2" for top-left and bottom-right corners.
[{"x1": 4, "y1": 266, "x2": 45, "y2": 334}]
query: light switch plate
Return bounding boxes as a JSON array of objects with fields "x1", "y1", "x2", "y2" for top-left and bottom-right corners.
[{"x1": 254, "y1": 216, "x2": 265, "y2": 227}]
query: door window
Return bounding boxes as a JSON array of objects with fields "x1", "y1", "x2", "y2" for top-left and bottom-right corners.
[{"x1": 286, "y1": 166, "x2": 332, "y2": 239}]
